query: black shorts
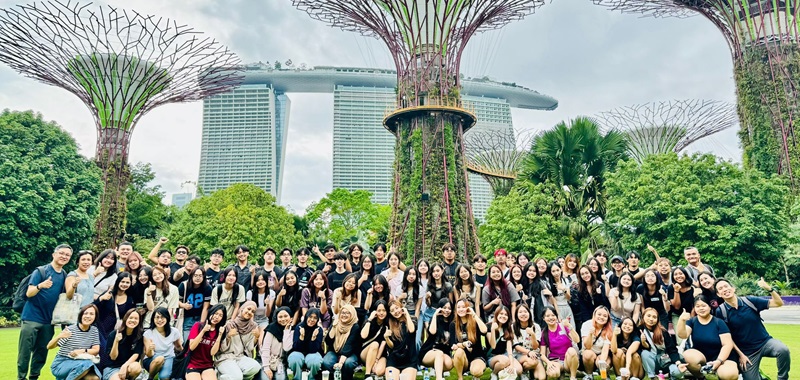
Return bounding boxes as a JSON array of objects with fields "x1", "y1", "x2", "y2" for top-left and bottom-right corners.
[{"x1": 187, "y1": 367, "x2": 214, "y2": 374}]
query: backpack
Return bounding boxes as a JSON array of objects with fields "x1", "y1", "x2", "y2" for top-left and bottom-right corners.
[
  {"x1": 13, "y1": 265, "x2": 48, "y2": 313},
  {"x1": 718, "y1": 296, "x2": 761, "y2": 322},
  {"x1": 215, "y1": 283, "x2": 240, "y2": 308}
]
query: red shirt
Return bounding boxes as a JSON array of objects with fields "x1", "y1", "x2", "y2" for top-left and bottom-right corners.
[{"x1": 187, "y1": 322, "x2": 219, "y2": 369}]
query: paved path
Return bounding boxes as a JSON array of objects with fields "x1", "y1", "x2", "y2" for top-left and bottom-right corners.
[{"x1": 762, "y1": 305, "x2": 800, "y2": 324}]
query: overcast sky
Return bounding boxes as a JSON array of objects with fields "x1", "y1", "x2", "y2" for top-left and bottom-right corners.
[{"x1": 0, "y1": 0, "x2": 740, "y2": 213}]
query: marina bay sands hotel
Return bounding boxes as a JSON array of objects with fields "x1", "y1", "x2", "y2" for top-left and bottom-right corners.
[{"x1": 199, "y1": 63, "x2": 557, "y2": 218}]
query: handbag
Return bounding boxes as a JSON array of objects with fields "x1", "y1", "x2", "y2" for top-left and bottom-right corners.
[
  {"x1": 113, "y1": 298, "x2": 122, "y2": 331},
  {"x1": 172, "y1": 281, "x2": 189, "y2": 329},
  {"x1": 72, "y1": 352, "x2": 100, "y2": 364},
  {"x1": 51, "y1": 293, "x2": 83, "y2": 325},
  {"x1": 171, "y1": 343, "x2": 192, "y2": 380}
]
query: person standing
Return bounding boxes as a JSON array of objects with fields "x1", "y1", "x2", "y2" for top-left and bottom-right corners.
[
  {"x1": 715, "y1": 277, "x2": 791, "y2": 380},
  {"x1": 229, "y1": 245, "x2": 254, "y2": 292},
  {"x1": 683, "y1": 246, "x2": 714, "y2": 283},
  {"x1": 205, "y1": 248, "x2": 224, "y2": 287},
  {"x1": 441, "y1": 244, "x2": 460, "y2": 284},
  {"x1": 18, "y1": 244, "x2": 72, "y2": 380},
  {"x1": 116, "y1": 242, "x2": 133, "y2": 273}
]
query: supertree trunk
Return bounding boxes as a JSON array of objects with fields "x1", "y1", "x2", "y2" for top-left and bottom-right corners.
[
  {"x1": 94, "y1": 128, "x2": 132, "y2": 252},
  {"x1": 390, "y1": 106, "x2": 479, "y2": 262},
  {"x1": 735, "y1": 44, "x2": 800, "y2": 180}
]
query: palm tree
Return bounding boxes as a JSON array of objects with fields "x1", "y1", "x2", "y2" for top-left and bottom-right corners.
[{"x1": 523, "y1": 116, "x2": 628, "y2": 220}]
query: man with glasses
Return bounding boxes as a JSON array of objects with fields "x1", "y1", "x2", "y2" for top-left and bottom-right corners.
[
  {"x1": 205, "y1": 248, "x2": 224, "y2": 286},
  {"x1": 18, "y1": 244, "x2": 72, "y2": 380},
  {"x1": 593, "y1": 249, "x2": 611, "y2": 278},
  {"x1": 279, "y1": 248, "x2": 294, "y2": 274},
  {"x1": 172, "y1": 255, "x2": 202, "y2": 284}
]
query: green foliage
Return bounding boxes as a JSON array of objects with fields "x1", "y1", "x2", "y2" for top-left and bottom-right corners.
[
  {"x1": 0, "y1": 110, "x2": 102, "y2": 303},
  {"x1": 125, "y1": 162, "x2": 171, "y2": 239},
  {"x1": 304, "y1": 188, "x2": 391, "y2": 249},
  {"x1": 166, "y1": 183, "x2": 304, "y2": 261},
  {"x1": 605, "y1": 153, "x2": 790, "y2": 276},
  {"x1": 735, "y1": 44, "x2": 800, "y2": 179},
  {"x1": 478, "y1": 182, "x2": 575, "y2": 259},
  {"x1": 780, "y1": 197, "x2": 800, "y2": 286}
]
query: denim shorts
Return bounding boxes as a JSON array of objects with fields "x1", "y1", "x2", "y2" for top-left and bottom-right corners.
[{"x1": 143, "y1": 356, "x2": 173, "y2": 380}]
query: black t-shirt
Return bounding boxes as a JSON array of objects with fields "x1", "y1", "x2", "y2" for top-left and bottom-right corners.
[
  {"x1": 636, "y1": 284, "x2": 667, "y2": 314},
  {"x1": 327, "y1": 270, "x2": 351, "y2": 291},
  {"x1": 474, "y1": 273, "x2": 487, "y2": 288},
  {"x1": 667, "y1": 286, "x2": 695, "y2": 314},
  {"x1": 443, "y1": 261, "x2": 460, "y2": 284},
  {"x1": 261, "y1": 267, "x2": 284, "y2": 290},
  {"x1": 374, "y1": 260, "x2": 388, "y2": 275},
  {"x1": 317, "y1": 262, "x2": 334, "y2": 275},
  {"x1": 104, "y1": 330, "x2": 144, "y2": 368},
  {"x1": 168, "y1": 262, "x2": 183, "y2": 285},
  {"x1": 295, "y1": 265, "x2": 314, "y2": 289},
  {"x1": 349, "y1": 259, "x2": 362, "y2": 273},
  {"x1": 205, "y1": 267, "x2": 221, "y2": 287},
  {"x1": 179, "y1": 283, "x2": 212, "y2": 318},
  {"x1": 626, "y1": 267, "x2": 642, "y2": 287}
]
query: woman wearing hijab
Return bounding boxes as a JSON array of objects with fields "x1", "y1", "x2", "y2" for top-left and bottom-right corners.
[
  {"x1": 261, "y1": 307, "x2": 295, "y2": 379},
  {"x1": 288, "y1": 309, "x2": 325, "y2": 379},
  {"x1": 322, "y1": 304, "x2": 361, "y2": 380},
  {"x1": 216, "y1": 300, "x2": 262, "y2": 380}
]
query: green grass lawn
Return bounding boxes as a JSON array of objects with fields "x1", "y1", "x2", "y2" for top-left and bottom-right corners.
[{"x1": 4, "y1": 324, "x2": 798, "y2": 380}]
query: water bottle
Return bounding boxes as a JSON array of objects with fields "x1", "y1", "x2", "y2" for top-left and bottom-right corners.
[
  {"x1": 423, "y1": 368, "x2": 431, "y2": 380},
  {"x1": 597, "y1": 360, "x2": 608, "y2": 380},
  {"x1": 334, "y1": 368, "x2": 342, "y2": 380},
  {"x1": 276, "y1": 362, "x2": 286, "y2": 380},
  {"x1": 700, "y1": 363, "x2": 714, "y2": 374},
  {"x1": 657, "y1": 370, "x2": 665, "y2": 380},
  {"x1": 388, "y1": 369, "x2": 394, "y2": 380}
]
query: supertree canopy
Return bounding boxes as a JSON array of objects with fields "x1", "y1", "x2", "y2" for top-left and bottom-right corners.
[
  {"x1": 594, "y1": 0, "x2": 800, "y2": 188},
  {"x1": 293, "y1": 0, "x2": 545, "y2": 261},
  {"x1": 596, "y1": 99, "x2": 738, "y2": 163},
  {"x1": 0, "y1": 1, "x2": 241, "y2": 250},
  {"x1": 465, "y1": 129, "x2": 535, "y2": 196}
]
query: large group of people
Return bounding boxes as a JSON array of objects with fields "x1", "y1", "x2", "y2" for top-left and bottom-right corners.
[{"x1": 17, "y1": 241, "x2": 791, "y2": 380}]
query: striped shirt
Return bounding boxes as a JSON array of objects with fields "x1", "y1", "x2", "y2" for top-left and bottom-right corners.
[{"x1": 57, "y1": 324, "x2": 100, "y2": 357}]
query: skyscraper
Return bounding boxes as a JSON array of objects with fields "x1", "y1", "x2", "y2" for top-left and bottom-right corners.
[
  {"x1": 199, "y1": 64, "x2": 556, "y2": 216},
  {"x1": 199, "y1": 83, "x2": 290, "y2": 202}
]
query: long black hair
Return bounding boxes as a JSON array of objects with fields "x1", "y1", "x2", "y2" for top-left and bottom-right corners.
[
  {"x1": 112, "y1": 272, "x2": 133, "y2": 296},
  {"x1": 94, "y1": 249, "x2": 118, "y2": 285},
  {"x1": 203, "y1": 304, "x2": 228, "y2": 334},
  {"x1": 117, "y1": 308, "x2": 143, "y2": 340}
]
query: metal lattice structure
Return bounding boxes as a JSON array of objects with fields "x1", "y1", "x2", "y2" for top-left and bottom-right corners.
[
  {"x1": 594, "y1": 0, "x2": 800, "y2": 188},
  {"x1": 0, "y1": 1, "x2": 242, "y2": 250},
  {"x1": 465, "y1": 129, "x2": 535, "y2": 196},
  {"x1": 292, "y1": 0, "x2": 547, "y2": 261},
  {"x1": 596, "y1": 100, "x2": 738, "y2": 163}
]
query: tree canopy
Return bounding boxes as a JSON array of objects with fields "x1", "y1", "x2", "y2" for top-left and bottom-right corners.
[
  {"x1": 304, "y1": 188, "x2": 391, "y2": 249},
  {"x1": 604, "y1": 153, "x2": 790, "y2": 276},
  {"x1": 478, "y1": 181, "x2": 575, "y2": 259},
  {"x1": 166, "y1": 183, "x2": 304, "y2": 262},
  {"x1": 125, "y1": 162, "x2": 173, "y2": 240},
  {"x1": 0, "y1": 110, "x2": 101, "y2": 302}
]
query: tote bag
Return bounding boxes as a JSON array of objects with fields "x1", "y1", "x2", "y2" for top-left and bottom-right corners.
[{"x1": 51, "y1": 293, "x2": 83, "y2": 325}]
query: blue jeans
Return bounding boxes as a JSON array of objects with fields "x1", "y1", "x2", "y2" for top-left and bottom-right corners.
[
  {"x1": 641, "y1": 350, "x2": 683, "y2": 379},
  {"x1": 288, "y1": 352, "x2": 323, "y2": 379},
  {"x1": 322, "y1": 352, "x2": 358, "y2": 380},
  {"x1": 183, "y1": 316, "x2": 200, "y2": 342},
  {"x1": 143, "y1": 356, "x2": 173, "y2": 380}
]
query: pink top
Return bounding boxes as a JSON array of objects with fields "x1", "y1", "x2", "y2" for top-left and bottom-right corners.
[{"x1": 541, "y1": 324, "x2": 573, "y2": 361}]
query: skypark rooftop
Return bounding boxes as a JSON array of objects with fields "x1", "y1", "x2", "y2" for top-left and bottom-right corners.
[{"x1": 239, "y1": 63, "x2": 558, "y2": 111}]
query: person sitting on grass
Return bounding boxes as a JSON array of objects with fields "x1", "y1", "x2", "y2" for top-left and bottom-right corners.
[{"x1": 101, "y1": 309, "x2": 144, "y2": 380}]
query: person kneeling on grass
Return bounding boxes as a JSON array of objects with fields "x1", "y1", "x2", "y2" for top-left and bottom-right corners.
[
  {"x1": 216, "y1": 301, "x2": 262, "y2": 380},
  {"x1": 539, "y1": 307, "x2": 579, "y2": 380},
  {"x1": 714, "y1": 277, "x2": 790, "y2": 380},
  {"x1": 101, "y1": 309, "x2": 144, "y2": 380}
]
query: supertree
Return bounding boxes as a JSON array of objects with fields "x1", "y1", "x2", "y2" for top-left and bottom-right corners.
[
  {"x1": 0, "y1": 1, "x2": 241, "y2": 250},
  {"x1": 594, "y1": 0, "x2": 799, "y2": 188},
  {"x1": 596, "y1": 99, "x2": 738, "y2": 163},
  {"x1": 292, "y1": 0, "x2": 546, "y2": 261},
  {"x1": 465, "y1": 129, "x2": 536, "y2": 196}
]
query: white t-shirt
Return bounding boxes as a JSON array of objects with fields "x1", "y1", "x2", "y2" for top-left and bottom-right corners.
[
  {"x1": 211, "y1": 284, "x2": 246, "y2": 319},
  {"x1": 580, "y1": 320, "x2": 611, "y2": 354},
  {"x1": 144, "y1": 328, "x2": 181, "y2": 358}
]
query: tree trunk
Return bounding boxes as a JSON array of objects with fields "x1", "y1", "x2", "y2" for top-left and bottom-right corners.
[
  {"x1": 92, "y1": 128, "x2": 132, "y2": 251},
  {"x1": 735, "y1": 44, "x2": 799, "y2": 189},
  {"x1": 388, "y1": 107, "x2": 479, "y2": 263}
]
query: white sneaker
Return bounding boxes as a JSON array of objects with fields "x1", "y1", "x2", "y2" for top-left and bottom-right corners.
[{"x1": 490, "y1": 374, "x2": 498, "y2": 380}]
